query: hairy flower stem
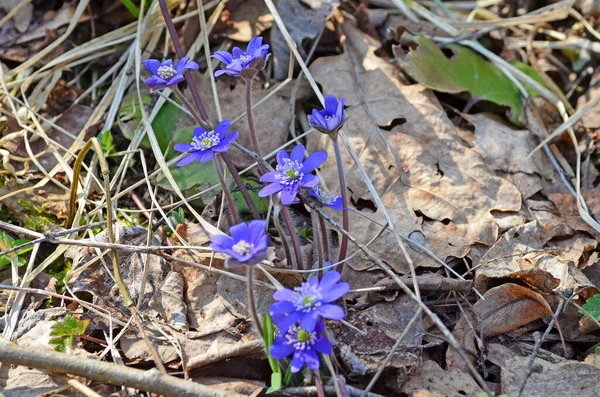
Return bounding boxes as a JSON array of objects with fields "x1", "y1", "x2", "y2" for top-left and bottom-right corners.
[
  {"x1": 157, "y1": 0, "x2": 209, "y2": 124},
  {"x1": 243, "y1": 78, "x2": 264, "y2": 171},
  {"x1": 172, "y1": 86, "x2": 205, "y2": 127},
  {"x1": 214, "y1": 156, "x2": 241, "y2": 224},
  {"x1": 331, "y1": 136, "x2": 349, "y2": 270},
  {"x1": 281, "y1": 206, "x2": 304, "y2": 270},
  {"x1": 318, "y1": 214, "x2": 330, "y2": 261},
  {"x1": 246, "y1": 266, "x2": 264, "y2": 338},
  {"x1": 273, "y1": 205, "x2": 296, "y2": 269},
  {"x1": 314, "y1": 371, "x2": 326, "y2": 397},
  {"x1": 221, "y1": 152, "x2": 261, "y2": 220},
  {"x1": 312, "y1": 211, "x2": 324, "y2": 269}
]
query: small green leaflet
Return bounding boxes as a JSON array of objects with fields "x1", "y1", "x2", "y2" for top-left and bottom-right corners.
[
  {"x1": 263, "y1": 312, "x2": 283, "y2": 393},
  {"x1": 582, "y1": 294, "x2": 600, "y2": 321},
  {"x1": 49, "y1": 315, "x2": 89, "y2": 353}
]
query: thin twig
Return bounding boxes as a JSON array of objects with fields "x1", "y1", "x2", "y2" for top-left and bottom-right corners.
[{"x1": 0, "y1": 341, "x2": 242, "y2": 397}]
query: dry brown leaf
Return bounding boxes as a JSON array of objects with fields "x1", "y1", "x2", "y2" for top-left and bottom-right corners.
[
  {"x1": 332, "y1": 295, "x2": 423, "y2": 375},
  {"x1": 193, "y1": 377, "x2": 264, "y2": 397},
  {"x1": 446, "y1": 283, "x2": 553, "y2": 373},
  {"x1": 576, "y1": 68, "x2": 600, "y2": 129},
  {"x1": 66, "y1": 225, "x2": 169, "y2": 329},
  {"x1": 501, "y1": 355, "x2": 600, "y2": 396},
  {"x1": 1, "y1": 104, "x2": 98, "y2": 174},
  {"x1": 270, "y1": 0, "x2": 339, "y2": 79},
  {"x1": 400, "y1": 360, "x2": 483, "y2": 397},
  {"x1": 222, "y1": 0, "x2": 274, "y2": 42},
  {"x1": 308, "y1": 20, "x2": 522, "y2": 274},
  {"x1": 475, "y1": 221, "x2": 598, "y2": 296}
]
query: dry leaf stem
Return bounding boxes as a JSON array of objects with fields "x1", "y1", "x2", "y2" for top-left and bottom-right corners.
[
  {"x1": 221, "y1": 152, "x2": 261, "y2": 219},
  {"x1": 331, "y1": 136, "x2": 349, "y2": 269},
  {"x1": 246, "y1": 266, "x2": 264, "y2": 337},
  {"x1": 281, "y1": 206, "x2": 305, "y2": 270},
  {"x1": 243, "y1": 78, "x2": 264, "y2": 165},
  {"x1": 213, "y1": 155, "x2": 241, "y2": 224},
  {"x1": 273, "y1": 204, "x2": 296, "y2": 269},
  {"x1": 157, "y1": 0, "x2": 208, "y2": 124},
  {"x1": 0, "y1": 342, "x2": 241, "y2": 397},
  {"x1": 314, "y1": 370, "x2": 326, "y2": 397}
]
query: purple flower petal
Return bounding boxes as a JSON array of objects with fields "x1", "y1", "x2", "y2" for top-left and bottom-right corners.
[
  {"x1": 304, "y1": 349, "x2": 320, "y2": 370},
  {"x1": 289, "y1": 144, "x2": 305, "y2": 162},
  {"x1": 319, "y1": 271, "x2": 341, "y2": 290},
  {"x1": 176, "y1": 151, "x2": 204, "y2": 167},
  {"x1": 299, "y1": 174, "x2": 319, "y2": 188},
  {"x1": 336, "y1": 97, "x2": 345, "y2": 120},
  {"x1": 290, "y1": 351, "x2": 306, "y2": 373},
  {"x1": 166, "y1": 74, "x2": 185, "y2": 86},
  {"x1": 142, "y1": 59, "x2": 162, "y2": 75},
  {"x1": 175, "y1": 56, "x2": 190, "y2": 73},
  {"x1": 310, "y1": 109, "x2": 327, "y2": 129},
  {"x1": 276, "y1": 148, "x2": 289, "y2": 165},
  {"x1": 212, "y1": 51, "x2": 233, "y2": 65},
  {"x1": 164, "y1": 59, "x2": 173, "y2": 68},
  {"x1": 276, "y1": 311, "x2": 302, "y2": 331},
  {"x1": 173, "y1": 143, "x2": 193, "y2": 153},
  {"x1": 320, "y1": 283, "x2": 350, "y2": 303},
  {"x1": 215, "y1": 120, "x2": 231, "y2": 138},
  {"x1": 199, "y1": 151, "x2": 214, "y2": 162},
  {"x1": 273, "y1": 288, "x2": 295, "y2": 301},
  {"x1": 258, "y1": 182, "x2": 285, "y2": 198},
  {"x1": 249, "y1": 220, "x2": 266, "y2": 244},
  {"x1": 316, "y1": 304, "x2": 345, "y2": 321},
  {"x1": 260, "y1": 171, "x2": 279, "y2": 183},
  {"x1": 324, "y1": 95, "x2": 338, "y2": 114},
  {"x1": 214, "y1": 69, "x2": 228, "y2": 78},
  {"x1": 269, "y1": 343, "x2": 294, "y2": 359},
  {"x1": 145, "y1": 76, "x2": 167, "y2": 89},
  {"x1": 229, "y1": 222, "x2": 250, "y2": 242},
  {"x1": 268, "y1": 301, "x2": 295, "y2": 315},
  {"x1": 246, "y1": 36, "x2": 262, "y2": 55},
  {"x1": 232, "y1": 47, "x2": 245, "y2": 59},
  {"x1": 193, "y1": 127, "x2": 207, "y2": 137},
  {"x1": 313, "y1": 337, "x2": 332, "y2": 354},
  {"x1": 210, "y1": 234, "x2": 234, "y2": 250},
  {"x1": 280, "y1": 183, "x2": 299, "y2": 205},
  {"x1": 301, "y1": 151, "x2": 327, "y2": 173},
  {"x1": 301, "y1": 312, "x2": 318, "y2": 332}
]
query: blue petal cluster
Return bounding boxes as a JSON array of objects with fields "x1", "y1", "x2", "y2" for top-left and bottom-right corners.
[
  {"x1": 258, "y1": 145, "x2": 327, "y2": 205},
  {"x1": 269, "y1": 320, "x2": 332, "y2": 373},
  {"x1": 174, "y1": 120, "x2": 239, "y2": 166},
  {"x1": 268, "y1": 271, "x2": 349, "y2": 373},
  {"x1": 210, "y1": 220, "x2": 268, "y2": 268},
  {"x1": 309, "y1": 95, "x2": 346, "y2": 133},
  {"x1": 212, "y1": 36, "x2": 269, "y2": 77},
  {"x1": 142, "y1": 57, "x2": 199, "y2": 90},
  {"x1": 309, "y1": 186, "x2": 343, "y2": 211}
]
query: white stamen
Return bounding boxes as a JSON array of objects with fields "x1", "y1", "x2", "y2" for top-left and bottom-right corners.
[
  {"x1": 285, "y1": 324, "x2": 317, "y2": 351},
  {"x1": 157, "y1": 65, "x2": 177, "y2": 80},
  {"x1": 232, "y1": 240, "x2": 253, "y2": 256},
  {"x1": 275, "y1": 158, "x2": 304, "y2": 185},
  {"x1": 191, "y1": 130, "x2": 220, "y2": 151},
  {"x1": 292, "y1": 282, "x2": 322, "y2": 313}
]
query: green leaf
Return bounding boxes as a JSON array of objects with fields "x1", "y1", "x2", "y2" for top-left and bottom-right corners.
[
  {"x1": 119, "y1": 93, "x2": 182, "y2": 152},
  {"x1": 49, "y1": 315, "x2": 89, "y2": 352},
  {"x1": 395, "y1": 35, "x2": 524, "y2": 123},
  {"x1": 266, "y1": 372, "x2": 282, "y2": 394},
  {"x1": 595, "y1": 345, "x2": 600, "y2": 355},
  {"x1": 98, "y1": 130, "x2": 116, "y2": 157},
  {"x1": 233, "y1": 178, "x2": 269, "y2": 217},
  {"x1": 0, "y1": 232, "x2": 31, "y2": 270},
  {"x1": 120, "y1": 0, "x2": 140, "y2": 18},
  {"x1": 157, "y1": 126, "x2": 219, "y2": 196},
  {"x1": 263, "y1": 312, "x2": 280, "y2": 373},
  {"x1": 582, "y1": 294, "x2": 600, "y2": 320}
]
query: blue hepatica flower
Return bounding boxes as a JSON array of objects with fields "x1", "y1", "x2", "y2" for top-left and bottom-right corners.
[
  {"x1": 258, "y1": 145, "x2": 327, "y2": 205},
  {"x1": 270, "y1": 320, "x2": 332, "y2": 373},
  {"x1": 309, "y1": 186, "x2": 343, "y2": 211},
  {"x1": 269, "y1": 270, "x2": 349, "y2": 332},
  {"x1": 173, "y1": 120, "x2": 239, "y2": 166},
  {"x1": 210, "y1": 220, "x2": 268, "y2": 268},
  {"x1": 142, "y1": 57, "x2": 199, "y2": 90},
  {"x1": 309, "y1": 95, "x2": 346, "y2": 134},
  {"x1": 212, "y1": 36, "x2": 270, "y2": 77}
]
